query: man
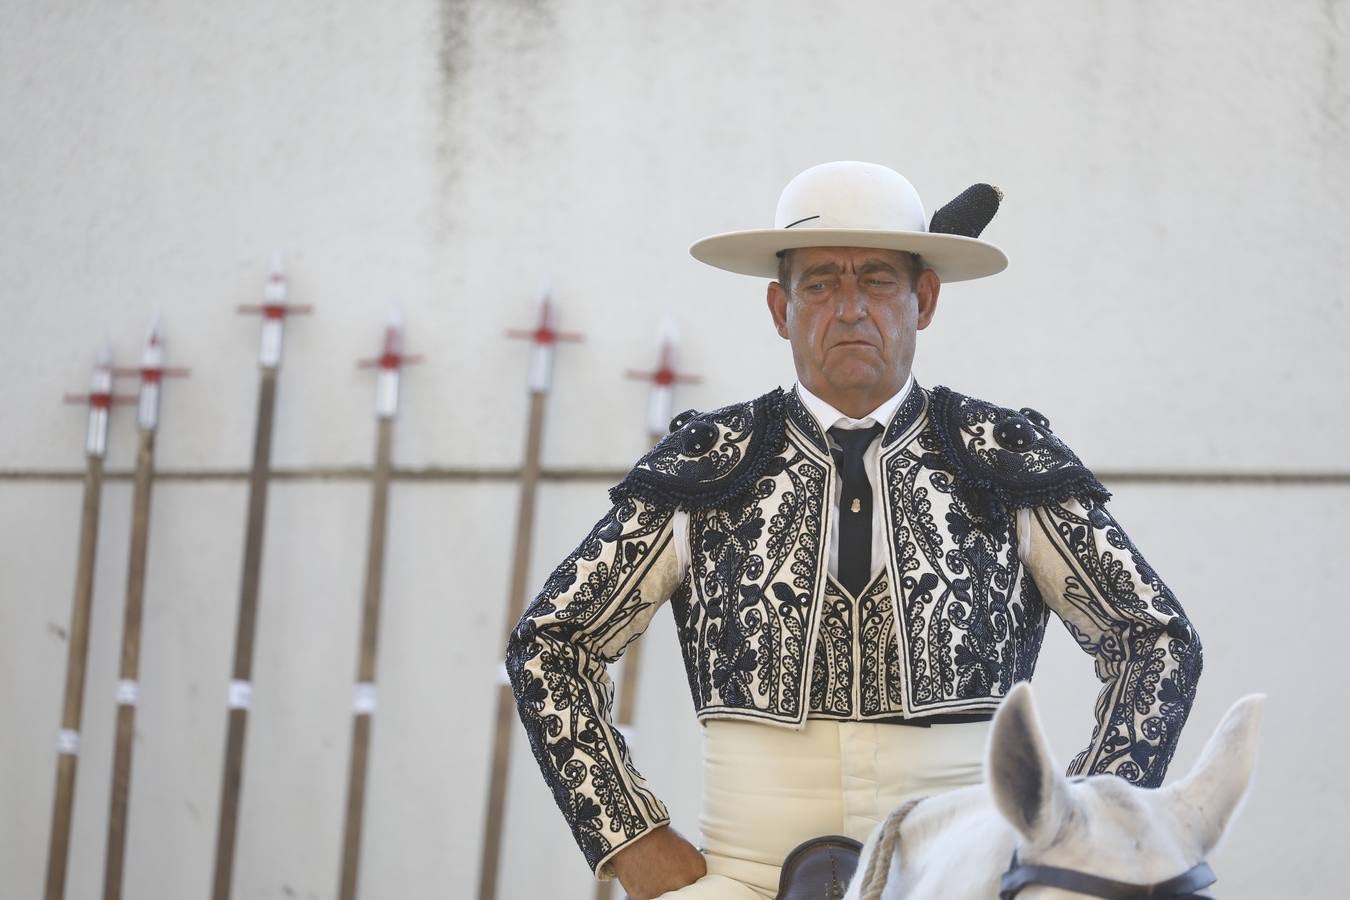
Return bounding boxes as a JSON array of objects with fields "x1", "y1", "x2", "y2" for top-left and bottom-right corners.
[{"x1": 505, "y1": 161, "x2": 1202, "y2": 899}]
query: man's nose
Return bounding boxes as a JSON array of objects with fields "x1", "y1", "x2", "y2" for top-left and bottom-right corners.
[{"x1": 835, "y1": 278, "x2": 868, "y2": 321}]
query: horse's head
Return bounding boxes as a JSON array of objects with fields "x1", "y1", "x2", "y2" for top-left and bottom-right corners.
[{"x1": 988, "y1": 683, "x2": 1264, "y2": 898}]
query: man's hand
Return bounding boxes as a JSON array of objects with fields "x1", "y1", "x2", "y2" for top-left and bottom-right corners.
[{"x1": 610, "y1": 824, "x2": 707, "y2": 900}]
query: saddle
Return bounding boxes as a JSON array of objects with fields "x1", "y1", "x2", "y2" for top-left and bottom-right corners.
[{"x1": 774, "y1": 835, "x2": 863, "y2": 900}]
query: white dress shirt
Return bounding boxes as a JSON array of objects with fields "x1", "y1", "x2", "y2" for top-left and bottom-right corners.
[
  {"x1": 794, "y1": 377, "x2": 913, "y2": 589},
  {"x1": 670, "y1": 376, "x2": 914, "y2": 591}
]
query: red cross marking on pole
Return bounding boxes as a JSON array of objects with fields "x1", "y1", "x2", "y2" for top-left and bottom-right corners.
[
  {"x1": 624, "y1": 337, "x2": 702, "y2": 387},
  {"x1": 505, "y1": 293, "x2": 583, "y2": 345}
]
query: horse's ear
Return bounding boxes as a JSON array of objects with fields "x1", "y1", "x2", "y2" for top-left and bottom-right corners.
[
  {"x1": 1161, "y1": 694, "x2": 1265, "y2": 854},
  {"x1": 988, "y1": 682, "x2": 1072, "y2": 845}
]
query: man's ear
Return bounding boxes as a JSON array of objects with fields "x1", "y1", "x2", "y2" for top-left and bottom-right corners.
[
  {"x1": 915, "y1": 269, "x2": 940, "y2": 330},
  {"x1": 767, "y1": 280, "x2": 790, "y2": 339}
]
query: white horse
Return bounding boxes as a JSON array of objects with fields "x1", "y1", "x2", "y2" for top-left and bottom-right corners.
[{"x1": 844, "y1": 683, "x2": 1264, "y2": 899}]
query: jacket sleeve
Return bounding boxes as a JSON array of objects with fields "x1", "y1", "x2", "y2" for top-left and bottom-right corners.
[
  {"x1": 504, "y1": 494, "x2": 684, "y2": 878},
  {"x1": 1021, "y1": 496, "x2": 1203, "y2": 787}
]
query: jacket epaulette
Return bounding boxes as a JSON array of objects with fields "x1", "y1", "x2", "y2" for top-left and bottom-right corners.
[
  {"x1": 928, "y1": 385, "x2": 1111, "y2": 512},
  {"x1": 609, "y1": 387, "x2": 789, "y2": 512}
]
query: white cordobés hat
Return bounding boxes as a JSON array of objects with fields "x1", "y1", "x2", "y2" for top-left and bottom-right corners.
[{"x1": 689, "y1": 160, "x2": 1008, "y2": 282}]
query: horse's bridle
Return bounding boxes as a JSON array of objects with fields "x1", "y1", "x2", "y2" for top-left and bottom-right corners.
[{"x1": 998, "y1": 852, "x2": 1217, "y2": 899}]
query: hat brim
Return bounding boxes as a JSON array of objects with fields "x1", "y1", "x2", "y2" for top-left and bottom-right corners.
[{"x1": 689, "y1": 228, "x2": 1008, "y2": 283}]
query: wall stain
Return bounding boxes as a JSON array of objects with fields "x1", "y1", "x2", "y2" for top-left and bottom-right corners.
[
  {"x1": 433, "y1": 0, "x2": 472, "y2": 246},
  {"x1": 432, "y1": 0, "x2": 559, "y2": 247},
  {"x1": 1320, "y1": 0, "x2": 1349, "y2": 173}
]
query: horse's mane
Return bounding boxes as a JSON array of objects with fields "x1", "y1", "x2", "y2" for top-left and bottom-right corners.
[{"x1": 855, "y1": 786, "x2": 1017, "y2": 899}]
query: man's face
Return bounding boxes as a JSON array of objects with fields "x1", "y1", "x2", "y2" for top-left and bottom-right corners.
[{"x1": 766, "y1": 246, "x2": 939, "y2": 405}]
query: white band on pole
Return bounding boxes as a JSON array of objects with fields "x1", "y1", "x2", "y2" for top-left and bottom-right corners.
[
  {"x1": 227, "y1": 679, "x2": 253, "y2": 710},
  {"x1": 86, "y1": 344, "x2": 113, "y2": 457},
  {"x1": 352, "y1": 682, "x2": 378, "y2": 715},
  {"x1": 86, "y1": 407, "x2": 110, "y2": 458},
  {"x1": 57, "y1": 729, "x2": 80, "y2": 755},
  {"x1": 375, "y1": 369, "x2": 400, "y2": 418},
  {"x1": 647, "y1": 385, "x2": 674, "y2": 437},
  {"x1": 137, "y1": 382, "x2": 161, "y2": 431},
  {"x1": 116, "y1": 679, "x2": 139, "y2": 706},
  {"x1": 526, "y1": 344, "x2": 554, "y2": 393},
  {"x1": 259, "y1": 320, "x2": 285, "y2": 369}
]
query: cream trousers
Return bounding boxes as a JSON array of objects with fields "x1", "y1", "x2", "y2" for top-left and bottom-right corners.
[{"x1": 657, "y1": 717, "x2": 989, "y2": 900}]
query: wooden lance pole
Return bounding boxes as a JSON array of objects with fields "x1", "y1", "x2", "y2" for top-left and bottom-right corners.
[
  {"x1": 595, "y1": 328, "x2": 701, "y2": 900},
  {"x1": 336, "y1": 307, "x2": 422, "y2": 900},
  {"x1": 101, "y1": 316, "x2": 190, "y2": 900},
  {"x1": 44, "y1": 342, "x2": 134, "y2": 900},
  {"x1": 476, "y1": 292, "x2": 582, "y2": 900},
  {"x1": 209, "y1": 257, "x2": 312, "y2": 900}
]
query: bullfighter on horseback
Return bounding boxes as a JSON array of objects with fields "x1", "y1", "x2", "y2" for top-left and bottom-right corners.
[{"x1": 504, "y1": 160, "x2": 1203, "y2": 899}]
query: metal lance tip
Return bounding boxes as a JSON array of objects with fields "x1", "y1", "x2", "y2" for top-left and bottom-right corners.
[
  {"x1": 358, "y1": 305, "x2": 422, "y2": 419},
  {"x1": 112, "y1": 314, "x2": 189, "y2": 432},
  {"x1": 137, "y1": 315, "x2": 165, "y2": 430},
  {"x1": 86, "y1": 340, "x2": 116, "y2": 457},
  {"x1": 383, "y1": 304, "x2": 404, "y2": 362},
  {"x1": 377, "y1": 305, "x2": 404, "y2": 418},
  {"x1": 528, "y1": 293, "x2": 556, "y2": 394},
  {"x1": 96, "y1": 336, "x2": 113, "y2": 370},
  {"x1": 237, "y1": 252, "x2": 312, "y2": 368},
  {"x1": 260, "y1": 257, "x2": 288, "y2": 368},
  {"x1": 624, "y1": 318, "x2": 703, "y2": 440},
  {"x1": 648, "y1": 335, "x2": 678, "y2": 439},
  {"x1": 506, "y1": 286, "x2": 583, "y2": 395}
]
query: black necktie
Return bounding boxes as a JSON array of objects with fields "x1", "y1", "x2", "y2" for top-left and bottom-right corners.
[{"x1": 828, "y1": 423, "x2": 884, "y2": 597}]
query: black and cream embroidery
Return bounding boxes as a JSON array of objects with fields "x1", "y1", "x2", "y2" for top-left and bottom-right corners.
[
  {"x1": 510, "y1": 383, "x2": 1202, "y2": 874},
  {"x1": 885, "y1": 421, "x2": 1046, "y2": 712},
  {"x1": 809, "y1": 579, "x2": 856, "y2": 716},
  {"x1": 506, "y1": 497, "x2": 678, "y2": 872},
  {"x1": 858, "y1": 576, "x2": 905, "y2": 716},
  {"x1": 672, "y1": 430, "x2": 828, "y2": 719},
  {"x1": 610, "y1": 388, "x2": 789, "y2": 512},
  {"x1": 1035, "y1": 498, "x2": 1203, "y2": 788},
  {"x1": 786, "y1": 388, "x2": 828, "y2": 452},
  {"x1": 808, "y1": 575, "x2": 906, "y2": 718},
  {"x1": 881, "y1": 382, "x2": 928, "y2": 447},
  {"x1": 929, "y1": 385, "x2": 1111, "y2": 514}
]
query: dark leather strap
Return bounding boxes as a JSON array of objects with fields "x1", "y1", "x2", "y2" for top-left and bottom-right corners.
[
  {"x1": 775, "y1": 834, "x2": 862, "y2": 900},
  {"x1": 1000, "y1": 856, "x2": 1217, "y2": 899},
  {"x1": 871, "y1": 711, "x2": 994, "y2": 728}
]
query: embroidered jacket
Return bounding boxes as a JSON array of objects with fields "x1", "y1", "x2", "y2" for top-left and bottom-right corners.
[{"x1": 505, "y1": 384, "x2": 1202, "y2": 876}]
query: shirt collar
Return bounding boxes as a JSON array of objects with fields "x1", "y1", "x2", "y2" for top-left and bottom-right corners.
[{"x1": 795, "y1": 374, "x2": 915, "y2": 435}]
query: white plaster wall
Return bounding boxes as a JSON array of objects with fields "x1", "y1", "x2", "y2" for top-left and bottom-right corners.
[{"x1": 2, "y1": 1, "x2": 1347, "y2": 897}]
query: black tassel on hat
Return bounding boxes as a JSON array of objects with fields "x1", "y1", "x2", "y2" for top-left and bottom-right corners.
[{"x1": 929, "y1": 183, "x2": 1003, "y2": 238}]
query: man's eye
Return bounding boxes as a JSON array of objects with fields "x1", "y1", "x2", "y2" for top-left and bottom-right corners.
[{"x1": 865, "y1": 279, "x2": 897, "y2": 287}]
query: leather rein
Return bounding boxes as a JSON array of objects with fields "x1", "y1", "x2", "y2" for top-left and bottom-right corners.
[
  {"x1": 855, "y1": 795, "x2": 1219, "y2": 900},
  {"x1": 998, "y1": 852, "x2": 1217, "y2": 899}
]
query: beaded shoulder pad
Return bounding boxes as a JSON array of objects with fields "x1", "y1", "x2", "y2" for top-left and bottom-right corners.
[
  {"x1": 928, "y1": 385, "x2": 1110, "y2": 511},
  {"x1": 609, "y1": 387, "x2": 789, "y2": 512}
]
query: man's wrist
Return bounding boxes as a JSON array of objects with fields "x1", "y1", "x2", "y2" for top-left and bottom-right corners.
[{"x1": 595, "y1": 818, "x2": 673, "y2": 880}]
